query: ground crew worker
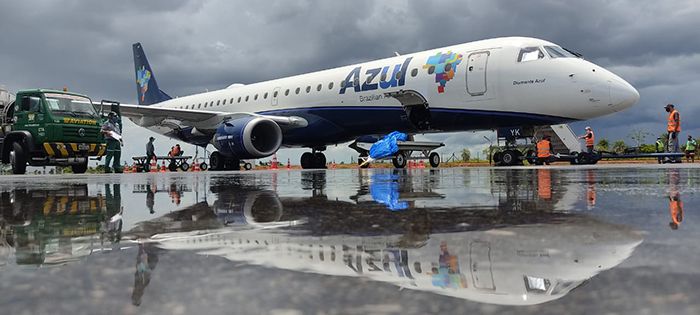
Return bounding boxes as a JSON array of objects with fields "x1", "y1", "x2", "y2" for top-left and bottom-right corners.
[
  {"x1": 101, "y1": 111, "x2": 123, "y2": 173},
  {"x1": 655, "y1": 137, "x2": 665, "y2": 164},
  {"x1": 146, "y1": 137, "x2": 156, "y2": 171},
  {"x1": 578, "y1": 126, "x2": 595, "y2": 153},
  {"x1": 536, "y1": 135, "x2": 553, "y2": 165},
  {"x1": 685, "y1": 135, "x2": 697, "y2": 163},
  {"x1": 169, "y1": 144, "x2": 181, "y2": 157},
  {"x1": 665, "y1": 104, "x2": 681, "y2": 162}
]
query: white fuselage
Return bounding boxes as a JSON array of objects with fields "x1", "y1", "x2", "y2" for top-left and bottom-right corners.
[{"x1": 139, "y1": 37, "x2": 639, "y2": 147}]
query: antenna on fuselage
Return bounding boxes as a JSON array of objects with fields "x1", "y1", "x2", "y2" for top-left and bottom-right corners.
[{"x1": 394, "y1": 52, "x2": 401, "y2": 57}]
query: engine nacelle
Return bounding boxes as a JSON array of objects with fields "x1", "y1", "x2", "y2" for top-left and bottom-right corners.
[{"x1": 213, "y1": 117, "x2": 282, "y2": 159}]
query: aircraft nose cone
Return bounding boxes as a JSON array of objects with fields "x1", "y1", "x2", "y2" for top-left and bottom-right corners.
[{"x1": 609, "y1": 78, "x2": 639, "y2": 111}]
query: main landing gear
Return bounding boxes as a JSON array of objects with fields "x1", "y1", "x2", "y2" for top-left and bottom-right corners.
[
  {"x1": 209, "y1": 151, "x2": 241, "y2": 171},
  {"x1": 300, "y1": 150, "x2": 326, "y2": 169}
]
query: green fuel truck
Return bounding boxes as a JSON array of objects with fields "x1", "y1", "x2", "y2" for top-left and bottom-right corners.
[{"x1": 0, "y1": 89, "x2": 107, "y2": 174}]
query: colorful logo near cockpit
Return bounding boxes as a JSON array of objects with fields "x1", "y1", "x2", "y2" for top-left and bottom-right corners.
[
  {"x1": 136, "y1": 65, "x2": 151, "y2": 102},
  {"x1": 424, "y1": 51, "x2": 463, "y2": 93}
]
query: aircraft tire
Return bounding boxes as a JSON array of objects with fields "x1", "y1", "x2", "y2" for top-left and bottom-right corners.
[
  {"x1": 209, "y1": 152, "x2": 224, "y2": 171},
  {"x1": 429, "y1": 152, "x2": 440, "y2": 168},
  {"x1": 244, "y1": 162, "x2": 253, "y2": 170},
  {"x1": 300, "y1": 152, "x2": 314, "y2": 169},
  {"x1": 199, "y1": 163, "x2": 208, "y2": 171},
  {"x1": 314, "y1": 153, "x2": 327, "y2": 169},
  {"x1": 493, "y1": 151, "x2": 503, "y2": 166},
  {"x1": 225, "y1": 157, "x2": 241, "y2": 171},
  {"x1": 500, "y1": 150, "x2": 516, "y2": 166}
]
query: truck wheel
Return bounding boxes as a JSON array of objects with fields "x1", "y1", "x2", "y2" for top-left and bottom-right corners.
[
  {"x1": 392, "y1": 152, "x2": 407, "y2": 168},
  {"x1": 180, "y1": 162, "x2": 190, "y2": 172},
  {"x1": 10, "y1": 142, "x2": 27, "y2": 175},
  {"x1": 429, "y1": 152, "x2": 441, "y2": 167},
  {"x1": 71, "y1": 160, "x2": 88, "y2": 174}
]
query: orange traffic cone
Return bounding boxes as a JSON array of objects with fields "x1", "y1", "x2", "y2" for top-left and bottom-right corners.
[
  {"x1": 271, "y1": 154, "x2": 278, "y2": 170},
  {"x1": 149, "y1": 158, "x2": 158, "y2": 173},
  {"x1": 419, "y1": 160, "x2": 425, "y2": 169},
  {"x1": 192, "y1": 162, "x2": 199, "y2": 172},
  {"x1": 160, "y1": 161, "x2": 167, "y2": 173}
]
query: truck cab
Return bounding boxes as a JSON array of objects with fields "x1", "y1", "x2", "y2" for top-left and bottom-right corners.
[{"x1": 1, "y1": 89, "x2": 107, "y2": 174}]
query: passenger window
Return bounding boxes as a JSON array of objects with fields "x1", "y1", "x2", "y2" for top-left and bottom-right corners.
[
  {"x1": 198, "y1": 103, "x2": 202, "y2": 109},
  {"x1": 217, "y1": 100, "x2": 221, "y2": 106},
  {"x1": 273, "y1": 91, "x2": 278, "y2": 98},
  {"x1": 230, "y1": 98, "x2": 234, "y2": 103},
  {"x1": 285, "y1": 89, "x2": 290, "y2": 96},
  {"x1": 395, "y1": 71, "x2": 402, "y2": 80},
  {"x1": 317, "y1": 84, "x2": 322, "y2": 91},
  {"x1": 306, "y1": 86, "x2": 311, "y2": 93},
  {"x1": 222, "y1": 99, "x2": 226, "y2": 105},
  {"x1": 245, "y1": 96, "x2": 249, "y2": 102},
  {"x1": 518, "y1": 47, "x2": 545, "y2": 62},
  {"x1": 295, "y1": 87, "x2": 300, "y2": 94},
  {"x1": 254, "y1": 94, "x2": 258, "y2": 100},
  {"x1": 411, "y1": 68, "x2": 418, "y2": 77},
  {"x1": 264, "y1": 92, "x2": 268, "y2": 99},
  {"x1": 237, "y1": 97, "x2": 242, "y2": 103},
  {"x1": 328, "y1": 82, "x2": 334, "y2": 90},
  {"x1": 428, "y1": 66, "x2": 435, "y2": 75}
]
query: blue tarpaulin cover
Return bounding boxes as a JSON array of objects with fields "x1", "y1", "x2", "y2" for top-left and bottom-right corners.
[
  {"x1": 369, "y1": 174, "x2": 409, "y2": 211},
  {"x1": 369, "y1": 131, "x2": 408, "y2": 159}
]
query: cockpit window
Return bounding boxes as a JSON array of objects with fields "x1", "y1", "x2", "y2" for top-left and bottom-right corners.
[
  {"x1": 544, "y1": 46, "x2": 577, "y2": 59},
  {"x1": 518, "y1": 47, "x2": 545, "y2": 62},
  {"x1": 524, "y1": 276, "x2": 551, "y2": 293}
]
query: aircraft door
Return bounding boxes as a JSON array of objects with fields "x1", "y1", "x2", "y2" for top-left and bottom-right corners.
[
  {"x1": 470, "y1": 241, "x2": 495, "y2": 290},
  {"x1": 271, "y1": 87, "x2": 281, "y2": 106},
  {"x1": 466, "y1": 52, "x2": 490, "y2": 96}
]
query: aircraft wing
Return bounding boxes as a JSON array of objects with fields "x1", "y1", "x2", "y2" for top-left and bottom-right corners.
[{"x1": 94, "y1": 102, "x2": 307, "y2": 132}]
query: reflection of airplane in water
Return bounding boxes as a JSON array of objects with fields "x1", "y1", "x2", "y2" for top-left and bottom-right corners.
[
  {"x1": 135, "y1": 174, "x2": 642, "y2": 306},
  {"x1": 0, "y1": 185, "x2": 122, "y2": 267}
]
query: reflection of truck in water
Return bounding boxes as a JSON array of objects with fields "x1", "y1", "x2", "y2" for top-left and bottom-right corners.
[
  {"x1": 0, "y1": 185, "x2": 120, "y2": 266},
  {"x1": 0, "y1": 89, "x2": 108, "y2": 174}
]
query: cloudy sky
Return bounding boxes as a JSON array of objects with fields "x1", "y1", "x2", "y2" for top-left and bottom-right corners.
[{"x1": 1, "y1": 0, "x2": 699, "y2": 165}]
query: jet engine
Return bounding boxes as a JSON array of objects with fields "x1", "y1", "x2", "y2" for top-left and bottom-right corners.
[{"x1": 213, "y1": 117, "x2": 282, "y2": 159}]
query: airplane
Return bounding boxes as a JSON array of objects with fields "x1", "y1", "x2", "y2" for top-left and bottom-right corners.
[{"x1": 118, "y1": 37, "x2": 639, "y2": 170}]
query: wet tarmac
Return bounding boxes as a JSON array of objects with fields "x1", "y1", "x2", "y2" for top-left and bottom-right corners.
[{"x1": 1, "y1": 165, "x2": 699, "y2": 315}]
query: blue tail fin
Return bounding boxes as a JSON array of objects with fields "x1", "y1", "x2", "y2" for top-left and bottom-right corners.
[{"x1": 133, "y1": 43, "x2": 172, "y2": 105}]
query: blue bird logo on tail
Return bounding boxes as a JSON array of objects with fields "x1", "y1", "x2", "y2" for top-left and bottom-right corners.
[{"x1": 136, "y1": 66, "x2": 152, "y2": 103}]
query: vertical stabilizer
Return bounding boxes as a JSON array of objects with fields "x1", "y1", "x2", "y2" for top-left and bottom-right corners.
[{"x1": 133, "y1": 43, "x2": 172, "y2": 105}]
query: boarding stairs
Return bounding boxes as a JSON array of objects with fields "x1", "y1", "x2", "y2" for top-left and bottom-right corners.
[{"x1": 535, "y1": 124, "x2": 582, "y2": 154}]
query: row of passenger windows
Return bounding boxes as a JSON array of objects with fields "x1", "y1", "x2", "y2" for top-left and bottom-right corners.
[{"x1": 177, "y1": 67, "x2": 423, "y2": 110}]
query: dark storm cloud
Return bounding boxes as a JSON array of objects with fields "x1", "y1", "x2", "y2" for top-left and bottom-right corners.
[{"x1": 1, "y1": 0, "x2": 699, "y2": 161}]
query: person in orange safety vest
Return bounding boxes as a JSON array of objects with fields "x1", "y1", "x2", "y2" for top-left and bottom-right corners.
[
  {"x1": 578, "y1": 126, "x2": 595, "y2": 153},
  {"x1": 536, "y1": 135, "x2": 553, "y2": 165},
  {"x1": 665, "y1": 104, "x2": 681, "y2": 162}
]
